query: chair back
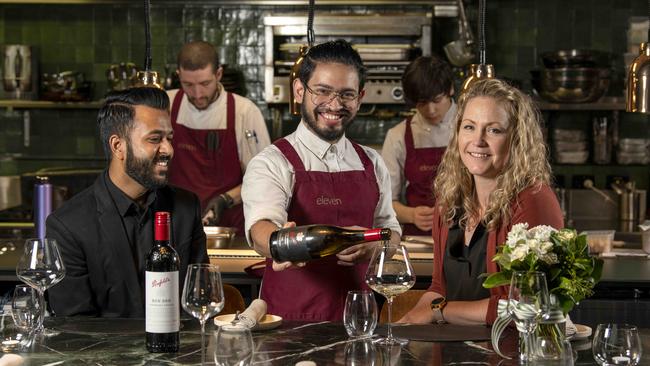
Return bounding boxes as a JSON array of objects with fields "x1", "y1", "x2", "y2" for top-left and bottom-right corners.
[{"x1": 220, "y1": 284, "x2": 246, "y2": 315}]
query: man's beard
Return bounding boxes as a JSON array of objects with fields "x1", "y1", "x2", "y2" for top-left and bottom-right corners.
[
  {"x1": 125, "y1": 143, "x2": 170, "y2": 190},
  {"x1": 302, "y1": 102, "x2": 354, "y2": 142},
  {"x1": 187, "y1": 87, "x2": 219, "y2": 111}
]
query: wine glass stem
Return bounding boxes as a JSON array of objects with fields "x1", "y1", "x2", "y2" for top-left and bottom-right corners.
[
  {"x1": 200, "y1": 319, "x2": 206, "y2": 365},
  {"x1": 37, "y1": 288, "x2": 45, "y2": 333},
  {"x1": 386, "y1": 296, "x2": 394, "y2": 341}
]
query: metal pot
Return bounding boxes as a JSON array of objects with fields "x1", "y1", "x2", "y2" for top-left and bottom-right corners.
[
  {"x1": 204, "y1": 226, "x2": 236, "y2": 249},
  {"x1": 534, "y1": 67, "x2": 610, "y2": 103},
  {"x1": 540, "y1": 49, "x2": 612, "y2": 69}
]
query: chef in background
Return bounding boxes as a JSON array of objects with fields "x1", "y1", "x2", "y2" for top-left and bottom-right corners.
[
  {"x1": 167, "y1": 41, "x2": 270, "y2": 235},
  {"x1": 382, "y1": 56, "x2": 456, "y2": 236}
]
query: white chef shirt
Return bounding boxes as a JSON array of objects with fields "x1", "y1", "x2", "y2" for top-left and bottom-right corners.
[
  {"x1": 242, "y1": 122, "x2": 402, "y2": 245},
  {"x1": 167, "y1": 85, "x2": 271, "y2": 170},
  {"x1": 382, "y1": 102, "x2": 457, "y2": 201}
]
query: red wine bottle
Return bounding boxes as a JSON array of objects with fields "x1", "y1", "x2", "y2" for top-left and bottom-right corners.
[
  {"x1": 270, "y1": 224, "x2": 392, "y2": 262},
  {"x1": 145, "y1": 211, "x2": 180, "y2": 353}
]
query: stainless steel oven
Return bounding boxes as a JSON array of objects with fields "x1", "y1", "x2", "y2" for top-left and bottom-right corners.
[{"x1": 263, "y1": 13, "x2": 432, "y2": 105}]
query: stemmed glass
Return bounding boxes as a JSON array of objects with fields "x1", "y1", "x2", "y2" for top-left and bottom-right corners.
[
  {"x1": 181, "y1": 263, "x2": 225, "y2": 365},
  {"x1": 16, "y1": 238, "x2": 66, "y2": 335},
  {"x1": 592, "y1": 323, "x2": 642, "y2": 365},
  {"x1": 214, "y1": 324, "x2": 254, "y2": 366},
  {"x1": 508, "y1": 271, "x2": 551, "y2": 364},
  {"x1": 365, "y1": 243, "x2": 415, "y2": 346}
]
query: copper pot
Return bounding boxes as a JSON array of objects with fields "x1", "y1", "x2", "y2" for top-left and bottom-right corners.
[{"x1": 204, "y1": 226, "x2": 236, "y2": 249}]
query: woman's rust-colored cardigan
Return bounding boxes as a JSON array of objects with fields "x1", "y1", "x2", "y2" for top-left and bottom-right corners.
[{"x1": 427, "y1": 184, "x2": 564, "y2": 325}]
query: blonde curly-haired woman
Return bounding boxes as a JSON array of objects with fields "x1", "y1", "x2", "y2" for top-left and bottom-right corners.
[{"x1": 399, "y1": 78, "x2": 564, "y2": 326}]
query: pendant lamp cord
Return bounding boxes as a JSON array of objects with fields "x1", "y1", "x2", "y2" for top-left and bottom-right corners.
[
  {"x1": 144, "y1": 0, "x2": 152, "y2": 71},
  {"x1": 478, "y1": 0, "x2": 486, "y2": 65},
  {"x1": 307, "y1": 0, "x2": 315, "y2": 47},
  {"x1": 647, "y1": 0, "x2": 650, "y2": 42}
]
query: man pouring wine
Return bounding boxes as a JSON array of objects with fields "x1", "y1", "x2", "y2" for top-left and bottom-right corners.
[{"x1": 242, "y1": 40, "x2": 402, "y2": 321}]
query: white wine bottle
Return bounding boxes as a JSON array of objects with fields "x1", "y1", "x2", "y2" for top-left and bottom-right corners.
[
  {"x1": 145, "y1": 211, "x2": 180, "y2": 353},
  {"x1": 270, "y1": 224, "x2": 392, "y2": 262}
]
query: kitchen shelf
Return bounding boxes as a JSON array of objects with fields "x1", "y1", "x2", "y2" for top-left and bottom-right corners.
[
  {"x1": 0, "y1": 100, "x2": 102, "y2": 109},
  {"x1": 536, "y1": 97, "x2": 625, "y2": 111}
]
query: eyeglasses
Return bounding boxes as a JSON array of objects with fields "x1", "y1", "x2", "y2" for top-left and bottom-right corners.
[{"x1": 303, "y1": 83, "x2": 361, "y2": 108}]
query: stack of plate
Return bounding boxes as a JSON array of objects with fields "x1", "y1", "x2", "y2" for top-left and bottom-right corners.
[
  {"x1": 617, "y1": 138, "x2": 649, "y2": 165},
  {"x1": 553, "y1": 129, "x2": 589, "y2": 164}
]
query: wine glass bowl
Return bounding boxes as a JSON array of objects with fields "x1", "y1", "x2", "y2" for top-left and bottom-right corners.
[
  {"x1": 214, "y1": 324, "x2": 254, "y2": 366},
  {"x1": 592, "y1": 323, "x2": 642, "y2": 366},
  {"x1": 365, "y1": 243, "x2": 415, "y2": 346},
  {"x1": 15, "y1": 238, "x2": 66, "y2": 335},
  {"x1": 181, "y1": 263, "x2": 224, "y2": 364},
  {"x1": 343, "y1": 290, "x2": 378, "y2": 338}
]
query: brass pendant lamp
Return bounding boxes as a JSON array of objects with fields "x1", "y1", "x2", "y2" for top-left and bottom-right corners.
[
  {"x1": 134, "y1": 0, "x2": 163, "y2": 89},
  {"x1": 461, "y1": 0, "x2": 495, "y2": 92},
  {"x1": 289, "y1": 0, "x2": 316, "y2": 115},
  {"x1": 626, "y1": 1, "x2": 650, "y2": 113}
]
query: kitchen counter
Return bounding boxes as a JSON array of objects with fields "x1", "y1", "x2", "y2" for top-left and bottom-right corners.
[{"x1": 7, "y1": 316, "x2": 650, "y2": 365}]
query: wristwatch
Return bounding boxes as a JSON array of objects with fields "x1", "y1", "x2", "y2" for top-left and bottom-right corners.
[{"x1": 430, "y1": 297, "x2": 447, "y2": 323}]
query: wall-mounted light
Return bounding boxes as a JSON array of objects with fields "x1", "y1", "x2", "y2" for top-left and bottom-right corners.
[{"x1": 461, "y1": 0, "x2": 494, "y2": 92}]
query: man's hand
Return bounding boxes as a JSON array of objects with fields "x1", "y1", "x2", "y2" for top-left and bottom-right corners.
[
  {"x1": 336, "y1": 242, "x2": 376, "y2": 266},
  {"x1": 202, "y1": 193, "x2": 233, "y2": 226},
  {"x1": 412, "y1": 206, "x2": 435, "y2": 231}
]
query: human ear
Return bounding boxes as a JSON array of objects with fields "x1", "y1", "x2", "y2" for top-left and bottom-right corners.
[
  {"x1": 110, "y1": 135, "x2": 126, "y2": 161},
  {"x1": 293, "y1": 78, "x2": 305, "y2": 103}
]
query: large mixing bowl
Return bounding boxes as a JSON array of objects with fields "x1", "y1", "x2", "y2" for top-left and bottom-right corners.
[
  {"x1": 534, "y1": 67, "x2": 610, "y2": 103},
  {"x1": 204, "y1": 226, "x2": 236, "y2": 249},
  {"x1": 540, "y1": 49, "x2": 611, "y2": 69}
]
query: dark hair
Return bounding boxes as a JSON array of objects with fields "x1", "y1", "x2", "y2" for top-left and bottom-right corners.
[
  {"x1": 402, "y1": 55, "x2": 453, "y2": 107},
  {"x1": 98, "y1": 87, "x2": 170, "y2": 160},
  {"x1": 297, "y1": 39, "x2": 367, "y2": 90},
  {"x1": 177, "y1": 41, "x2": 220, "y2": 72}
]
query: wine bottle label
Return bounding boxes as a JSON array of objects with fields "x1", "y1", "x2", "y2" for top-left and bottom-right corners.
[
  {"x1": 272, "y1": 229, "x2": 312, "y2": 262},
  {"x1": 145, "y1": 271, "x2": 180, "y2": 333}
]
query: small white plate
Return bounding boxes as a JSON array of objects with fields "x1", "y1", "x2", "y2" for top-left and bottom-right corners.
[
  {"x1": 214, "y1": 314, "x2": 283, "y2": 331},
  {"x1": 571, "y1": 324, "x2": 592, "y2": 340}
]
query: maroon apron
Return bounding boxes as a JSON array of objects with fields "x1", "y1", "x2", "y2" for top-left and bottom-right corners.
[
  {"x1": 260, "y1": 138, "x2": 380, "y2": 321},
  {"x1": 403, "y1": 116, "x2": 446, "y2": 236},
  {"x1": 168, "y1": 90, "x2": 245, "y2": 235}
]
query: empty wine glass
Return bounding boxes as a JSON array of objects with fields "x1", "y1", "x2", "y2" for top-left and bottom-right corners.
[
  {"x1": 343, "y1": 290, "x2": 378, "y2": 338},
  {"x1": 11, "y1": 285, "x2": 42, "y2": 333},
  {"x1": 182, "y1": 263, "x2": 224, "y2": 365},
  {"x1": 508, "y1": 271, "x2": 551, "y2": 364},
  {"x1": 214, "y1": 324, "x2": 254, "y2": 366},
  {"x1": 365, "y1": 243, "x2": 415, "y2": 346},
  {"x1": 592, "y1": 323, "x2": 642, "y2": 366},
  {"x1": 16, "y1": 238, "x2": 66, "y2": 335}
]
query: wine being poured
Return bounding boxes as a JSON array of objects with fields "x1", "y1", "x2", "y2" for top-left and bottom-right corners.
[{"x1": 365, "y1": 243, "x2": 415, "y2": 346}]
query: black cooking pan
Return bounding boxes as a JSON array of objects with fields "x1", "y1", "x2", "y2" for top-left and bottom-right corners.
[{"x1": 540, "y1": 49, "x2": 612, "y2": 69}]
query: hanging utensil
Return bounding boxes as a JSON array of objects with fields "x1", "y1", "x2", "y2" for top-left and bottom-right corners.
[
  {"x1": 289, "y1": 0, "x2": 316, "y2": 115},
  {"x1": 443, "y1": 0, "x2": 475, "y2": 67}
]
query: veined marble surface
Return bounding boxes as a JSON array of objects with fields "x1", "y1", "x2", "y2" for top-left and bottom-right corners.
[{"x1": 3, "y1": 317, "x2": 649, "y2": 365}]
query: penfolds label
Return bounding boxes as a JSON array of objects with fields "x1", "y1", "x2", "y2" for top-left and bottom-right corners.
[{"x1": 145, "y1": 271, "x2": 179, "y2": 333}]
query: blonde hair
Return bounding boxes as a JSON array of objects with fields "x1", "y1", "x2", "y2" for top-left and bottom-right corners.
[{"x1": 434, "y1": 78, "x2": 551, "y2": 230}]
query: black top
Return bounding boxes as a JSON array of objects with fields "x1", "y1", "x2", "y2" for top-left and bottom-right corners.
[
  {"x1": 104, "y1": 174, "x2": 156, "y2": 291},
  {"x1": 443, "y1": 219, "x2": 491, "y2": 301}
]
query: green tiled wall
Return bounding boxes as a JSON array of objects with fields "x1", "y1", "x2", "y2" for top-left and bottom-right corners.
[{"x1": 0, "y1": 1, "x2": 646, "y2": 175}]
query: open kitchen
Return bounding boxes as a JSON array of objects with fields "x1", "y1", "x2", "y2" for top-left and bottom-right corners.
[{"x1": 0, "y1": 0, "x2": 649, "y2": 365}]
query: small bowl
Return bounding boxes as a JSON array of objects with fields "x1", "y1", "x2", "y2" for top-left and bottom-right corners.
[{"x1": 204, "y1": 226, "x2": 236, "y2": 249}]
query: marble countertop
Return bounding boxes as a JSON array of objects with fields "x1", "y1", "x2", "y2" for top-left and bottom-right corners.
[{"x1": 5, "y1": 317, "x2": 650, "y2": 365}]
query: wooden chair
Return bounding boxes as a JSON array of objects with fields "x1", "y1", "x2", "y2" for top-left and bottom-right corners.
[
  {"x1": 379, "y1": 289, "x2": 426, "y2": 323},
  {"x1": 219, "y1": 284, "x2": 246, "y2": 315}
]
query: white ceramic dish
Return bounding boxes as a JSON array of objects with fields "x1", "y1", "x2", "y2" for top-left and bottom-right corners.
[
  {"x1": 571, "y1": 324, "x2": 592, "y2": 340},
  {"x1": 214, "y1": 314, "x2": 283, "y2": 331}
]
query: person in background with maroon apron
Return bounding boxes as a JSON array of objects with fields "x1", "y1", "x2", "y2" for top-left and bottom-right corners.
[
  {"x1": 242, "y1": 40, "x2": 402, "y2": 321},
  {"x1": 167, "y1": 41, "x2": 270, "y2": 236},
  {"x1": 382, "y1": 56, "x2": 456, "y2": 236}
]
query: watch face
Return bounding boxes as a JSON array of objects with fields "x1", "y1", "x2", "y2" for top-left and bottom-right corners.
[{"x1": 431, "y1": 297, "x2": 446, "y2": 308}]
